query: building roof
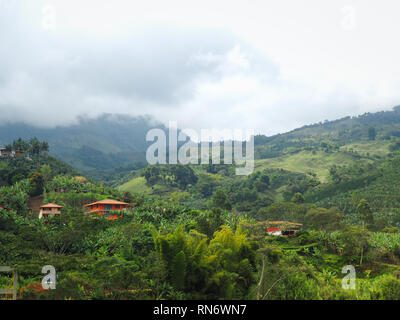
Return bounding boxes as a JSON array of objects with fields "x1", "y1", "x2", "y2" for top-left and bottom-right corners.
[
  {"x1": 83, "y1": 199, "x2": 130, "y2": 207},
  {"x1": 40, "y1": 203, "x2": 64, "y2": 208}
]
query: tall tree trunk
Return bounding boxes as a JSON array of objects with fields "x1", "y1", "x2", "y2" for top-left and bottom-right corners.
[{"x1": 257, "y1": 256, "x2": 265, "y2": 300}]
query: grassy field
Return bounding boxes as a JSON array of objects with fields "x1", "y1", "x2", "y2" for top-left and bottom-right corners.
[
  {"x1": 118, "y1": 142, "x2": 382, "y2": 196},
  {"x1": 118, "y1": 176, "x2": 152, "y2": 194},
  {"x1": 340, "y1": 140, "x2": 390, "y2": 157},
  {"x1": 118, "y1": 148, "x2": 374, "y2": 194},
  {"x1": 255, "y1": 150, "x2": 373, "y2": 182},
  {"x1": 118, "y1": 175, "x2": 180, "y2": 196}
]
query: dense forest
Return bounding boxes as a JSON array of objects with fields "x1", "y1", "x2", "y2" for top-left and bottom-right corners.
[{"x1": 2, "y1": 108, "x2": 400, "y2": 300}]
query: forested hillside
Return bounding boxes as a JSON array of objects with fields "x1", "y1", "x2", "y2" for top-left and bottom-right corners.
[
  {"x1": 3, "y1": 106, "x2": 400, "y2": 300},
  {"x1": 0, "y1": 114, "x2": 168, "y2": 176},
  {"x1": 118, "y1": 107, "x2": 400, "y2": 226}
]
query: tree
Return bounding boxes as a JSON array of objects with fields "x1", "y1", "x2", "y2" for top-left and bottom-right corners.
[
  {"x1": 41, "y1": 141, "x2": 49, "y2": 154},
  {"x1": 256, "y1": 246, "x2": 284, "y2": 300},
  {"x1": 195, "y1": 208, "x2": 225, "y2": 239},
  {"x1": 257, "y1": 202, "x2": 313, "y2": 223},
  {"x1": 143, "y1": 165, "x2": 198, "y2": 189},
  {"x1": 389, "y1": 139, "x2": 400, "y2": 152},
  {"x1": 0, "y1": 180, "x2": 30, "y2": 213},
  {"x1": 255, "y1": 173, "x2": 270, "y2": 192},
  {"x1": 340, "y1": 226, "x2": 370, "y2": 266},
  {"x1": 40, "y1": 164, "x2": 52, "y2": 183},
  {"x1": 329, "y1": 165, "x2": 341, "y2": 183},
  {"x1": 169, "y1": 165, "x2": 198, "y2": 189},
  {"x1": 29, "y1": 171, "x2": 45, "y2": 197},
  {"x1": 304, "y1": 207, "x2": 343, "y2": 231},
  {"x1": 368, "y1": 127, "x2": 376, "y2": 141},
  {"x1": 291, "y1": 192, "x2": 304, "y2": 204},
  {"x1": 171, "y1": 251, "x2": 187, "y2": 290},
  {"x1": 29, "y1": 137, "x2": 41, "y2": 155},
  {"x1": 210, "y1": 188, "x2": 232, "y2": 210},
  {"x1": 123, "y1": 191, "x2": 134, "y2": 203},
  {"x1": 259, "y1": 173, "x2": 270, "y2": 186},
  {"x1": 351, "y1": 190, "x2": 361, "y2": 207},
  {"x1": 356, "y1": 199, "x2": 374, "y2": 227},
  {"x1": 153, "y1": 225, "x2": 257, "y2": 299},
  {"x1": 195, "y1": 174, "x2": 218, "y2": 197},
  {"x1": 13, "y1": 138, "x2": 30, "y2": 152},
  {"x1": 142, "y1": 165, "x2": 161, "y2": 186},
  {"x1": 231, "y1": 187, "x2": 258, "y2": 203}
]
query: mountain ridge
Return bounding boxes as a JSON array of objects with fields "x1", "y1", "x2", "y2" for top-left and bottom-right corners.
[
  {"x1": 0, "y1": 113, "x2": 168, "y2": 175},
  {"x1": 2, "y1": 105, "x2": 400, "y2": 179}
]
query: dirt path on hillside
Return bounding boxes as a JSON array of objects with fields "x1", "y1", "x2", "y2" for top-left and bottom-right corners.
[{"x1": 27, "y1": 195, "x2": 44, "y2": 216}]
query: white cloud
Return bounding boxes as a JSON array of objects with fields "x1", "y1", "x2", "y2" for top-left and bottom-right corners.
[{"x1": 1, "y1": 0, "x2": 400, "y2": 135}]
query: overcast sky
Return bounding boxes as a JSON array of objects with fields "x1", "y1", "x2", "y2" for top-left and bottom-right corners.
[{"x1": 1, "y1": 0, "x2": 400, "y2": 136}]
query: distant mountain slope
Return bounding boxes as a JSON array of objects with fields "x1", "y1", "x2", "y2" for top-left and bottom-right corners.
[
  {"x1": 254, "y1": 105, "x2": 400, "y2": 160},
  {"x1": 2, "y1": 106, "x2": 400, "y2": 181},
  {"x1": 117, "y1": 105, "x2": 400, "y2": 219},
  {"x1": 0, "y1": 114, "x2": 168, "y2": 176},
  {"x1": 254, "y1": 149, "x2": 376, "y2": 183}
]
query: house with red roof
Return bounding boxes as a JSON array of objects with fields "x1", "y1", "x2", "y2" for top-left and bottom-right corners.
[
  {"x1": 83, "y1": 199, "x2": 130, "y2": 220},
  {"x1": 266, "y1": 221, "x2": 302, "y2": 236},
  {"x1": 38, "y1": 203, "x2": 63, "y2": 219}
]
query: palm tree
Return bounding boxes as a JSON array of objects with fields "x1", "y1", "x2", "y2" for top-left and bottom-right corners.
[
  {"x1": 41, "y1": 141, "x2": 49, "y2": 155},
  {"x1": 29, "y1": 137, "x2": 41, "y2": 155}
]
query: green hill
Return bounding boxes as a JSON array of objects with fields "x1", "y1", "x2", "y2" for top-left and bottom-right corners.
[
  {"x1": 4, "y1": 111, "x2": 400, "y2": 300},
  {"x1": 116, "y1": 106, "x2": 400, "y2": 224},
  {"x1": 254, "y1": 149, "x2": 374, "y2": 182},
  {"x1": 0, "y1": 114, "x2": 168, "y2": 177}
]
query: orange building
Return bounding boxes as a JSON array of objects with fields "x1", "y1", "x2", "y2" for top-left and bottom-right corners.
[
  {"x1": 39, "y1": 203, "x2": 63, "y2": 219},
  {"x1": 83, "y1": 199, "x2": 130, "y2": 220}
]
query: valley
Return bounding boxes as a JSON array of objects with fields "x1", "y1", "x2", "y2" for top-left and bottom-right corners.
[{"x1": 2, "y1": 107, "x2": 400, "y2": 300}]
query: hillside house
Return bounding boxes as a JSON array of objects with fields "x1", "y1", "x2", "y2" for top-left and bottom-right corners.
[
  {"x1": 0, "y1": 147, "x2": 24, "y2": 158},
  {"x1": 0, "y1": 148, "x2": 10, "y2": 157},
  {"x1": 266, "y1": 221, "x2": 302, "y2": 236},
  {"x1": 83, "y1": 199, "x2": 130, "y2": 219},
  {"x1": 14, "y1": 150, "x2": 24, "y2": 157},
  {"x1": 38, "y1": 203, "x2": 63, "y2": 219}
]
